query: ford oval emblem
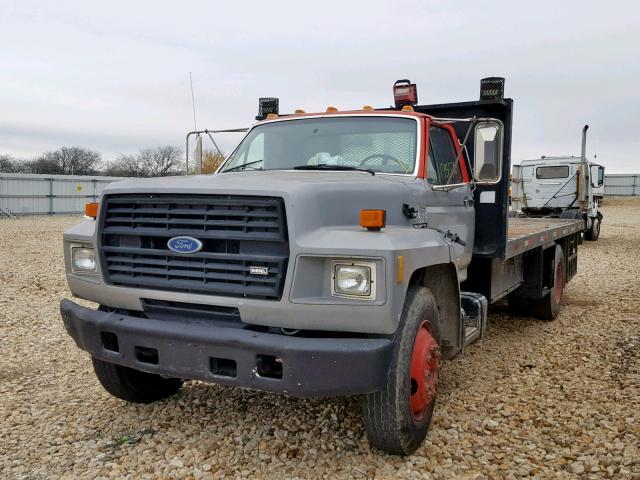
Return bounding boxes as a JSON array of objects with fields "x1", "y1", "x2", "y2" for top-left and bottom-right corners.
[{"x1": 167, "y1": 236, "x2": 203, "y2": 254}]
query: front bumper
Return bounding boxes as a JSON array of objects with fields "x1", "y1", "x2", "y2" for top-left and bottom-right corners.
[{"x1": 60, "y1": 299, "x2": 393, "y2": 397}]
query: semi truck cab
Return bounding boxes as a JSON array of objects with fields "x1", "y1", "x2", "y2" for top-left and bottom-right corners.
[
  {"x1": 511, "y1": 126, "x2": 605, "y2": 241},
  {"x1": 60, "y1": 78, "x2": 583, "y2": 455}
]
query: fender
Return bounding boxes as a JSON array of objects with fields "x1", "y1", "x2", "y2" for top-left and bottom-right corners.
[
  {"x1": 382, "y1": 227, "x2": 464, "y2": 359},
  {"x1": 408, "y1": 263, "x2": 462, "y2": 360}
]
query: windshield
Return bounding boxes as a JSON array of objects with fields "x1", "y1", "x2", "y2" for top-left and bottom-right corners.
[
  {"x1": 536, "y1": 165, "x2": 570, "y2": 179},
  {"x1": 219, "y1": 116, "x2": 418, "y2": 174}
]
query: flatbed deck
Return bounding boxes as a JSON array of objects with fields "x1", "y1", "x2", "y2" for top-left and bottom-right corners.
[{"x1": 505, "y1": 217, "x2": 583, "y2": 259}]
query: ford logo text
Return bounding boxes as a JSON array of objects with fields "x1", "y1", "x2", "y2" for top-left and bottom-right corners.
[{"x1": 167, "y1": 236, "x2": 203, "y2": 254}]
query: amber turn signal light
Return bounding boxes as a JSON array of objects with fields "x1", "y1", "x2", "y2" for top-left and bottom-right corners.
[
  {"x1": 360, "y1": 209, "x2": 386, "y2": 230},
  {"x1": 85, "y1": 202, "x2": 99, "y2": 219}
]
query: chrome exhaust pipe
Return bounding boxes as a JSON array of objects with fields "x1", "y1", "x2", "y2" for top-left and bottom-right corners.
[{"x1": 581, "y1": 125, "x2": 589, "y2": 162}]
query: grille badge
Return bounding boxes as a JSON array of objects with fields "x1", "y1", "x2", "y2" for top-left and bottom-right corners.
[
  {"x1": 167, "y1": 236, "x2": 203, "y2": 254},
  {"x1": 250, "y1": 266, "x2": 269, "y2": 276}
]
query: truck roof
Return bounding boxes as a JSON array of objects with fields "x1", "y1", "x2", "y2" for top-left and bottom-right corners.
[
  {"x1": 518, "y1": 156, "x2": 602, "y2": 167},
  {"x1": 255, "y1": 109, "x2": 431, "y2": 126}
]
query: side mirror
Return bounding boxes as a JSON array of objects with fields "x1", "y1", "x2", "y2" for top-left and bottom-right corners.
[
  {"x1": 473, "y1": 120, "x2": 503, "y2": 183},
  {"x1": 590, "y1": 165, "x2": 604, "y2": 187}
]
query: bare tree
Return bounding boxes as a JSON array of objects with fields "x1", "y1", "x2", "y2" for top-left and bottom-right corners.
[
  {"x1": 102, "y1": 153, "x2": 146, "y2": 177},
  {"x1": 0, "y1": 155, "x2": 21, "y2": 173},
  {"x1": 102, "y1": 147, "x2": 185, "y2": 177},
  {"x1": 201, "y1": 149, "x2": 226, "y2": 174},
  {"x1": 29, "y1": 147, "x2": 101, "y2": 175},
  {"x1": 139, "y1": 146, "x2": 184, "y2": 177}
]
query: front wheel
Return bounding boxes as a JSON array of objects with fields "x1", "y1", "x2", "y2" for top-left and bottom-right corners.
[
  {"x1": 92, "y1": 357, "x2": 183, "y2": 403},
  {"x1": 584, "y1": 215, "x2": 601, "y2": 241},
  {"x1": 362, "y1": 286, "x2": 441, "y2": 455}
]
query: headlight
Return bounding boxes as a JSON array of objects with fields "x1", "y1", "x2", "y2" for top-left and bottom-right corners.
[
  {"x1": 332, "y1": 261, "x2": 375, "y2": 299},
  {"x1": 71, "y1": 246, "x2": 97, "y2": 273}
]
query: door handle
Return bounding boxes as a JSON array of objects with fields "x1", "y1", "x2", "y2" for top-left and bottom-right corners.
[{"x1": 464, "y1": 197, "x2": 474, "y2": 207}]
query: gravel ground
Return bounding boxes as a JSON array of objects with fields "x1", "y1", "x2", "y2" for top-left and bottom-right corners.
[{"x1": 1, "y1": 198, "x2": 638, "y2": 480}]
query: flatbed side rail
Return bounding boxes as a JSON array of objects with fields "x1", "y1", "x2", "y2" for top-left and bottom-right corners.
[{"x1": 505, "y1": 218, "x2": 583, "y2": 259}]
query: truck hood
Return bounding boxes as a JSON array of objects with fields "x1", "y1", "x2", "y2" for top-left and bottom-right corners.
[
  {"x1": 102, "y1": 171, "x2": 419, "y2": 232},
  {"x1": 104, "y1": 170, "x2": 409, "y2": 194}
]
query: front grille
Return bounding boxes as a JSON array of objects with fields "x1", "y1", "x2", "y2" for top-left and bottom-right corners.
[{"x1": 99, "y1": 194, "x2": 288, "y2": 299}]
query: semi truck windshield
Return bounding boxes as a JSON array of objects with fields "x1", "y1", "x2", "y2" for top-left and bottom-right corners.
[{"x1": 220, "y1": 116, "x2": 418, "y2": 175}]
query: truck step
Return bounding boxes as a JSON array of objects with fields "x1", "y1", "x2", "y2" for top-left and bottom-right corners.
[{"x1": 461, "y1": 292, "x2": 488, "y2": 347}]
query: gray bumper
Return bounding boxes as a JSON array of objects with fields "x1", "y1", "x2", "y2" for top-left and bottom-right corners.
[{"x1": 60, "y1": 299, "x2": 393, "y2": 397}]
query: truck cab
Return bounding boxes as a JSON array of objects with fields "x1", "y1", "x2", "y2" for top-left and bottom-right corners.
[
  {"x1": 511, "y1": 127, "x2": 605, "y2": 241},
  {"x1": 60, "y1": 78, "x2": 582, "y2": 455}
]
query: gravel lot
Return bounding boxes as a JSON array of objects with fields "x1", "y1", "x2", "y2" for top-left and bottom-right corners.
[{"x1": 1, "y1": 198, "x2": 638, "y2": 479}]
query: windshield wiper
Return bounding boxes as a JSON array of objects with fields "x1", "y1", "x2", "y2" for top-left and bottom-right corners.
[
  {"x1": 221, "y1": 159, "x2": 263, "y2": 173},
  {"x1": 293, "y1": 164, "x2": 375, "y2": 176}
]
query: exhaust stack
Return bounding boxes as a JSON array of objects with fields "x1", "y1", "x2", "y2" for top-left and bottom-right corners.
[
  {"x1": 578, "y1": 125, "x2": 589, "y2": 209},
  {"x1": 581, "y1": 125, "x2": 589, "y2": 162}
]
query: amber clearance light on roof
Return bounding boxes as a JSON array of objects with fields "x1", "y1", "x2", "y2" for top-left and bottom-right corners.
[{"x1": 360, "y1": 209, "x2": 386, "y2": 230}]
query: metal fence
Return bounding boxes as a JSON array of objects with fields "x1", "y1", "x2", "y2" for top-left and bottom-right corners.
[
  {"x1": 0, "y1": 173, "x2": 126, "y2": 216},
  {"x1": 604, "y1": 174, "x2": 639, "y2": 196},
  {"x1": 2, "y1": 171, "x2": 636, "y2": 216}
]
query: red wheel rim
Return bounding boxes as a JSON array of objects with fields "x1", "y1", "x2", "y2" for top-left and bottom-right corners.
[
  {"x1": 553, "y1": 259, "x2": 565, "y2": 304},
  {"x1": 410, "y1": 321, "x2": 440, "y2": 420}
]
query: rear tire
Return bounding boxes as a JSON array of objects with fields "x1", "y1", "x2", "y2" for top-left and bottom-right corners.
[
  {"x1": 508, "y1": 245, "x2": 565, "y2": 321},
  {"x1": 584, "y1": 216, "x2": 601, "y2": 241},
  {"x1": 362, "y1": 286, "x2": 441, "y2": 455},
  {"x1": 532, "y1": 245, "x2": 565, "y2": 320},
  {"x1": 92, "y1": 357, "x2": 183, "y2": 403}
]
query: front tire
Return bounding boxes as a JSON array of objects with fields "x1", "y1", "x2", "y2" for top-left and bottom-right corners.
[
  {"x1": 362, "y1": 286, "x2": 441, "y2": 455},
  {"x1": 92, "y1": 357, "x2": 183, "y2": 403},
  {"x1": 584, "y1": 215, "x2": 601, "y2": 241}
]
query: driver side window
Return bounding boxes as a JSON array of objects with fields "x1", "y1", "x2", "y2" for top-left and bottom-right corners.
[
  {"x1": 428, "y1": 127, "x2": 463, "y2": 185},
  {"x1": 246, "y1": 133, "x2": 264, "y2": 164}
]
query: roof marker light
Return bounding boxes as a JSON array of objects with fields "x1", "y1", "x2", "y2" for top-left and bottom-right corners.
[
  {"x1": 362, "y1": 105, "x2": 374, "y2": 111},
  {"x1": 266, "y1": 113, "x2": 279, "y2": 120},
  {"x1": 294, "y1": 109, "x2": 306, "y2": 114},
  {"x1": 401, "y1": 105, "x2": 414, "y2": 112},
  {"x1": 326, "y1": 106, "x2": 338, "y2": 112}
]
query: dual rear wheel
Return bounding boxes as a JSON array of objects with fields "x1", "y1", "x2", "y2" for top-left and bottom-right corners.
[{"x1": 509, "y1": 244, "x2": 566, "y2": 320}]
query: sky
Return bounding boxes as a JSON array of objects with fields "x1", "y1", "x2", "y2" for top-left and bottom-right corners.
[{"x1": 1, "y1": 0, "x2": 639, "y2": 173}]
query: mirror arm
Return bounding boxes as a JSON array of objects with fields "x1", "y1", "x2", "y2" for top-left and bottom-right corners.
[
  {"x1": 462, "y1": 145, "x2": 477, "y2": 192},
  {"x1": 445, "y1": 116, "x2": 477, "y2": 185}
]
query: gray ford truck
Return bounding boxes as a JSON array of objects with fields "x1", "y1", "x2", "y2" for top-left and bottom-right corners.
[{"x1": 60, "y1": 78, "x2": 583, "y2": 454}]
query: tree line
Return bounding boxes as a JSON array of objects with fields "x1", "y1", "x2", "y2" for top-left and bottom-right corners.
[{"x1": 0, "y1": 146, "x2": 226, "y2": 177}]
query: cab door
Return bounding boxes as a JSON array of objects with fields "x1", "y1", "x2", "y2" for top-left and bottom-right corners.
[{"x1": 424, "y1": 123, "x2": 475, "y2": 277}]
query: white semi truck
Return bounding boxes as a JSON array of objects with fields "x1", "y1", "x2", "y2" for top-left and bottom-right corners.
[{"x1": 511, "y1": 126, "x2": 605, "y2": 240}]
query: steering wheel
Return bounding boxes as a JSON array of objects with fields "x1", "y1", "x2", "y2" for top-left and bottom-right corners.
[{"x1": 358, "y1": 153, "x2": 409, "y2": 173}]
